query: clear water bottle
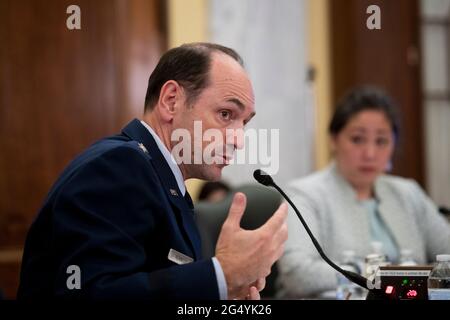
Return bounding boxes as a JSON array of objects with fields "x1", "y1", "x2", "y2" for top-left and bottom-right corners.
[
  {"x1": 364, "y1": 253, "x2": 386, "y2": 278},
  {"x1": 341, "y1": 250, "x2": 362, "y2": 274},
  {"x1": 371, "y1": 241, "x2": 389, "y2": 263},
  {"x1": 428, "y1": 254, "x2": 450, "y2": 300},
  {"x1": 336, "y1": 264, "x2": 359, "y2": 300},
  {"x1": 399, "y1": 249, "x2": 417, "y2": 266},
  {"x1": 336, "y1": 250, "x2": 363, "y2": 300},
  {"x1": 365, "y1": 242, "x2": 389, "y2": 277}
]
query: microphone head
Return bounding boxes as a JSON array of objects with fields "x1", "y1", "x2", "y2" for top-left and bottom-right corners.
[{"x1": 253, "y1": 169, "x2": 274, "y2": 187}]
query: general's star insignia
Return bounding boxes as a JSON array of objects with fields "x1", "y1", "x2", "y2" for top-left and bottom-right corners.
[{"x1": 138, "y1": 143, "x2": 148, "y2": 154}]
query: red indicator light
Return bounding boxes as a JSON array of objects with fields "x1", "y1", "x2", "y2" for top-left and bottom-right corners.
[
  {"x1": 385, "y1": 286, "x2": 394, "y2": 294},
  {"x1": 406, "y1": 290, "x2": 417, "y2": 298}
]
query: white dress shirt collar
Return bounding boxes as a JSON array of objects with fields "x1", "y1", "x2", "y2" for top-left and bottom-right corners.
[{"x1": 140, "y1": 120, "x2": 186, "y2": 196}]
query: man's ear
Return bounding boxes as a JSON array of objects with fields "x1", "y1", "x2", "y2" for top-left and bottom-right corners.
[{"x1": 156, "y1": 80, "x2": 184, "y2": 122}]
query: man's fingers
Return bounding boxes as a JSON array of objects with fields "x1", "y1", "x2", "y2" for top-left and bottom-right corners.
[
  {"x1": 255, "y1": 277, "x2": 266, "y2": 292},
  {"x1": 272, "y1": 221, "x2": 288, "y2": 247},
  {"x1": 246, "y1": 286, "x2": 260, "y2": 300},
  {"x1": 223, "y1": 192, "x2": 247, "y2": 230},
  {"x1": 260, "y1": 202, "x2": 288, "y2": 234}
]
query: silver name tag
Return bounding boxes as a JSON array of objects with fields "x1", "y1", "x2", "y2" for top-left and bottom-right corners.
[{"x1": 168, "y1": 248, "x2": 194, "y2": 265}]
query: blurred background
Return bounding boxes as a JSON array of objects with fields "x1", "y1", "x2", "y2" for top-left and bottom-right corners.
[{"x1": 0, "y1": 0, "x2": 449, "y2": 299}]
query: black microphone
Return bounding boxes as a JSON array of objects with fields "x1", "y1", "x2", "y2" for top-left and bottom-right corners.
[{"x1": 253, "y1": 169, "x2": 385, "y2": 299}]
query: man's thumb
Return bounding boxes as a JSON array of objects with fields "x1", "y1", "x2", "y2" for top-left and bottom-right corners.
[{"x1": 225, "y1": 192, "x2": 247, "y2": 229}]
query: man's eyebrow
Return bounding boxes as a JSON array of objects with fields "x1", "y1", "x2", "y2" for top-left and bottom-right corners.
[
  {"x1": 227, "y1": 98, "x2": 245, "y2": 110},
  {"x1": 226, "y1": 98, "x2": 255, "y2": 122},
  {"x1": 245, "y1": 112, "x2": 256, "y2": 124}
]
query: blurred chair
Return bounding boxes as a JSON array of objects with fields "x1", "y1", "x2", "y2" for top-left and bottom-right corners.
[
  {"x1": 195, "y1": 183, "x2": 282, "y2": 299},
  {"x1": 439, "y1": 206, "x2": 450, "y2": 215},
  {"x1": 439, "y1": 206, "x2": 450, "y2": 222}
]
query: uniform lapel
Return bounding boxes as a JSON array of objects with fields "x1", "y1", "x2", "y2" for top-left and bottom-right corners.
[{"x1": 121, "y1": 119, "x2": 202, "y2": 260}]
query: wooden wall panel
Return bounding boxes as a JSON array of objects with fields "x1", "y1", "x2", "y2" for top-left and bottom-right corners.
[
  {"x1": 330, "y1": 0, "x2": 425, "y2": 185},
  {"x1": 0, "y1": 0, "x2": 166, "y2": 298}
]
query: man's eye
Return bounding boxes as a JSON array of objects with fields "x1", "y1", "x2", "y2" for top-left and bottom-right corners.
[{"x1": 220, "y1": 110, "x2": 232, "y2": 121}]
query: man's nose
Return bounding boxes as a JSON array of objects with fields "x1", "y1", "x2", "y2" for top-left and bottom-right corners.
[
  {"x1": 226, "y1": 127, "x2": 245, "y2": 150},
  {"x1": 235, "y1": 129, "x2": 245, "y2": 150}
]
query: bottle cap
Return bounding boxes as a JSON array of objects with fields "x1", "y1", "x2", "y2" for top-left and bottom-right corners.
[
  {"x1": 436, "y1": 254, "x2": 450, "y2": 262},
  {"x1": 365, "y1": 253, "x2": 384, "y2": 263}
]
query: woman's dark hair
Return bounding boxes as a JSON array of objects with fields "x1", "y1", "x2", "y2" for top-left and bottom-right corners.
[
  {"x1": 144, "y1": 43, "x2": 243, "y2": 111},
  {"x1": 329, "y1": 86, "x2": 400, "y2": 141},
  {"x1": 198, "y1": 181, "x2": 231, "y2": 201}
]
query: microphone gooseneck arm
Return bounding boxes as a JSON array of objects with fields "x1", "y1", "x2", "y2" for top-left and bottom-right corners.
[
  {"x1": 270, "y1": 181, "x2": 370, "y2": 290},
  {"x1": 252, "y1": 169, "x2": 383, "y2": 295}
]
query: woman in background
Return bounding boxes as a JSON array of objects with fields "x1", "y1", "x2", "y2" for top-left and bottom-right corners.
[{"x1": 276, "y1": 86, "x2": 450, "y2": 298}]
